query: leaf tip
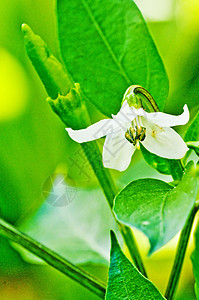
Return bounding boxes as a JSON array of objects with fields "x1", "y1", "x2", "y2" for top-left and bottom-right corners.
[{"x1": 110, "y1": 230, "x2": 119, "y2": 249}]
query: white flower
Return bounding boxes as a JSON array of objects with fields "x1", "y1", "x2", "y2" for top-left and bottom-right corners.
[{"x1": 66, "y1": 98, "x2": 189, "y2": 172}]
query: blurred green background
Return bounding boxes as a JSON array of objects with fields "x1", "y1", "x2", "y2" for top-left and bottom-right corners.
[{"x1": 0, "y1": 0, "x2": 199, "y2": 299}]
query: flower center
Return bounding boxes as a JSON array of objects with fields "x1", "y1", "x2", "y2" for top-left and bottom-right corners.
[{"x1": 125, "y1": 117, "x2": 146, "y2": 149}]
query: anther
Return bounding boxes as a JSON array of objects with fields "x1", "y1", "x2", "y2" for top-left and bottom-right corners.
[
  {"x1": 125, "y1": 126, "x2": 146, "y2": 147},
  {"x1": 129, "y1": 127, "x2": 136, "y2": 139},
  {"x1": 136, "y1": 126, "x2": 142, "y2": 136},
  {"x1": 139, "y1": 128, "x2": 146, "y2": 141},
  {"x1": 125, "y1": 132, "x2": 133, "y2": 143}
]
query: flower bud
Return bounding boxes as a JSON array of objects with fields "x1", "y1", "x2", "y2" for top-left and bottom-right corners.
[
  {"x1": 122, "y1": 85, "x2": 142, "y2": 109},
  {"x1": 22, "y1": 23, "x2": 73, "y2": 99},
  {"x1": 47, "y1": 83, "x2": 90, "y2": 129},
  {"x1": 22, "y1": 24, "x2": 90, "y2": 130}
]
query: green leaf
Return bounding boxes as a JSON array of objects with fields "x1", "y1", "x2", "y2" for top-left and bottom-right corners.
[
  {"x1": 187, "y1": 141, "x2": 199, "y2": 156},
  {"x1": 140, "y1": 145, "x2": 184, "y2": 181},
  {"x1": 13, "y1": 176, "x2": 119, "y2": 265},
  {"x1": 184, "y1": 110, "x2": 199, "y2": 142},
  {"x1": 192, "y1": 222, "x2": 199, "y2": 299},
  {"x1": 113, "y1": 162, "x2": 198, "y2": 253},
  {"x1": 57, "y1": 0, "x2": 168, "y2": 117},
  {"x1": 140, "y1": 144, "x2": 171, "y2": 175},
  {"x1": 106, "y1": 231, "x2": 165, "y2": 300}
]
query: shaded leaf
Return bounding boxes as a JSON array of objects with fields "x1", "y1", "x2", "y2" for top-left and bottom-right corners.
[
  {"x1": 140, "y1": 144, "x2": 170, "y2": 175},
  {"x1": 140, "y1": 143, "x2": 184, "y2": 181},
  {"x1": 184, "y1": 110, "x2": 199, "y2": 142},
  {"x1": 57, "y1": 0, "x2": 168, "y2": 117},
  {"x1": 106, "y1": 231, "x2": 165, "y2": 299},
  {"x1": 187, "y1": 141, "x2": 199, "y2": 156},
  {"x1": 114, "y1": 162, "x2": 198, "y2": 253}
]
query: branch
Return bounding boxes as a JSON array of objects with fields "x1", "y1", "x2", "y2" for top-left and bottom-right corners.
[{"x1": 0, "y1": 218, "x2": 106, "y2": 299}]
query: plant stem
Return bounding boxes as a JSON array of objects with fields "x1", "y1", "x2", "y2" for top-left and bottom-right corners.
[
  {"x1": 119, "y1": 224, "x2": 147, "y2": 276},
  {"x1": 81, "y1": 142, "x2": 147, "y2": 277},
  {"x1": 164, "y1": 205, "x2": 198, "y2": 299},
  {"x1": 81, "y1": 142, "x2": 116, "y2": 207},
  {"x1": 133, "y1": 85, "x2": 160, "y2": 112},
  {"x1": 0, "y1": 218, "x2": 106, "y2": 299}
]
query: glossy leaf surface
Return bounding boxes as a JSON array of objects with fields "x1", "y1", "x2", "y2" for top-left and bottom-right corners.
[{"x1": 57, "y1": 0, "x2": 168, "y2": 116}]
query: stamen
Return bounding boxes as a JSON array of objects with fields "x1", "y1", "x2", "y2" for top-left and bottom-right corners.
[
  {"x1": 129, "y1": 127, "x2": 136, "y2": 139},
  {"x1": 136, "y1": 126, "x2": 142, "y2": 136},
  {"x1": 152, "y1": 129, "x2": 157, "y2": 137},
  {"x1": 125, "y1": 132, "x2": 133, "y2": 143},
  {"x1": 134, "y1": 117, "x2": 139, "y2": 128},
  {"x1": 125, "y1": 125, "x2": 146, "y2": 147},
  {"x1": 139, "y1": 128, "x2": 146, "y2": 141},
  {"x1": 138, "y1": 116, "x2": 144, "y2": 127}
]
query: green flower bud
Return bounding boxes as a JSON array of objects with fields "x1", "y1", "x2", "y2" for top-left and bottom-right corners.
[
  {"x1": 47, "y1": 83, "x2": 90, "y2": 129},
  {"x1": 22, "y1": 23, "x2": 73, "y2": 99},
  {"x1": 122, "y1": 85, "x2": 160, "y2": 112}
]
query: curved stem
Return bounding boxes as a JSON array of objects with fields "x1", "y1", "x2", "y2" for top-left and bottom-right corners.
[
  {"x1": 165, "y1": 205, "x2": 198, "y2": 299},
  {"x1": 133, "y1": 85, "x2": 160, "y2": 112},
  {"x1": 0, "y1": 218, "x2": 106, "y2": 299}
]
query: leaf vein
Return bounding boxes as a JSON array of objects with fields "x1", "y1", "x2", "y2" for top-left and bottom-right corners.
[
  {"x1": 80, "y1": 0, "x2": 131, "y2": 85},
  {"x1": 115, "y1": 250, "x2": 131, "y2": 299}
]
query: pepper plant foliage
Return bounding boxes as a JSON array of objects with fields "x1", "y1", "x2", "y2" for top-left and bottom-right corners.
[
  {"x1": 57, "y1": 0, "x2": 169, "y2": 116},
  {"x1": 2, "y1": 0, "x2": 198, "y2": 299},
  {"x1": 113, "y1": 162, "x2": 198, "y2": 254},
  {"x1": 106, "y1": 232, "x2": 165, "y2": 300}
]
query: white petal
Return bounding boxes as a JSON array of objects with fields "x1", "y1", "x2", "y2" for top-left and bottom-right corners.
[
  {"x1": 142, "y1": 105, "x2": 189, "y2": 127},
  {"x1": 103, "y1": 129, "x2": 135, "y2": 171},
  {"x1": 142, "y1": 122, "x2": 189, "y2": 159},
  {"x1": 66, "y1": 119, "x2": 118, "y2": 143},
  {"x1": 132, "y1": 107, "x2": 146, "y2": 116},
  {"x1": 111, "y1": 100, "x2": 136, "y2": 126}
]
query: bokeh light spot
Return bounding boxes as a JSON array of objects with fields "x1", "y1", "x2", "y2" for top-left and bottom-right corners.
[{"x1": 0, "y1": 48, "x2": 29, "y2": 121}]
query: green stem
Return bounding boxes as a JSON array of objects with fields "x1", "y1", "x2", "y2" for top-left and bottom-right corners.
[
  {"x1": 119, "y1": 224, "x2": 147, "y2": 276},
  {"x1": 81, "y1": 142, "x2": 147, "y2": 277},
  {"x1": 164, "y1": 205, "x2": 198, "y2": 299},
  {"x1": 81, "y1": 142, "x2": 116, "y2": 207},
  {"x1": 0, "y1": 218, "x2": 106, "y2": 299},
  {"x1": 133, "y1": 86, "x2": 160, "y2": 112}
]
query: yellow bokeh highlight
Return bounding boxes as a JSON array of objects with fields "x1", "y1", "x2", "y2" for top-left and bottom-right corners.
[
  {"x1": 178, "y1": 0, "x2": 199, "y2": 33},
  {"x1": 0, "y1": 48, "x2": 28, "y2": 121}
]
